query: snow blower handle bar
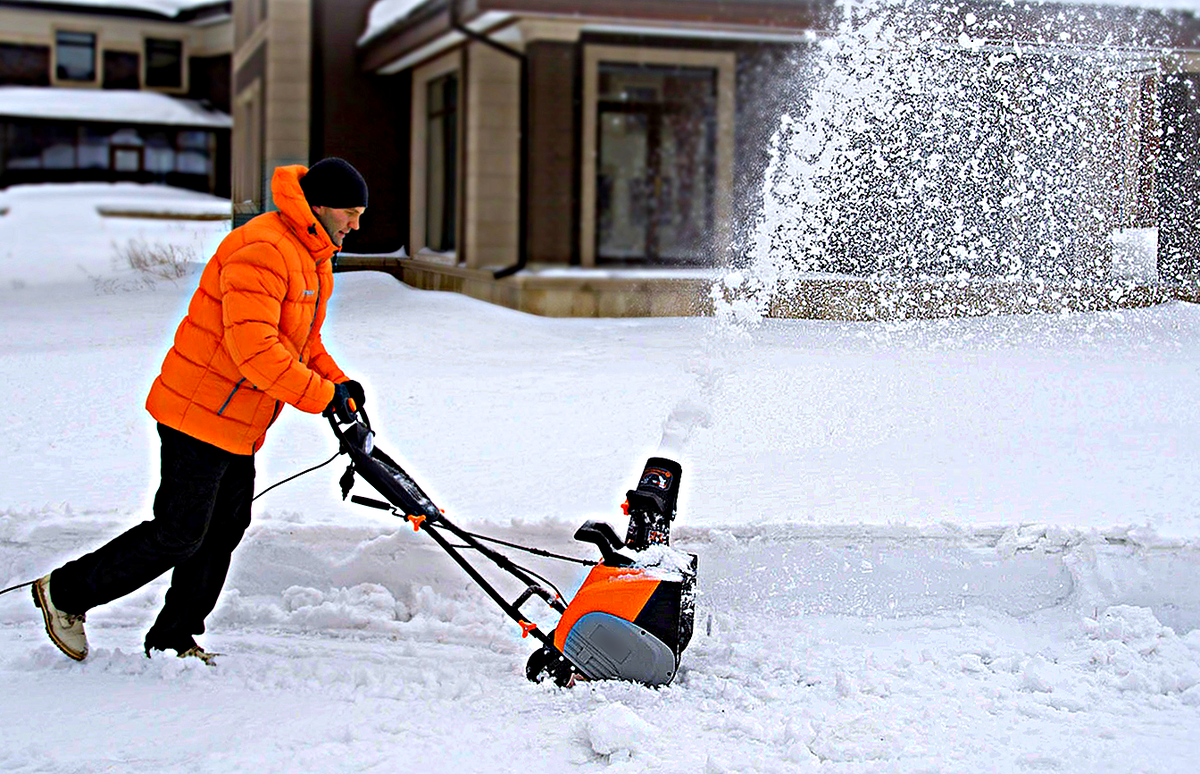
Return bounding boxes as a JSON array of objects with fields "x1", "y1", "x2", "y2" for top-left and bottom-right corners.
[
  {"x1": 327, "y1": 410, "x2": 569, "y2": 654},
  {"x1": 327, "y1": 403, "x2": 370, "y2": 433},
  {"x1": 350, "y1": 495, "x2": 392, "y2": 511}
]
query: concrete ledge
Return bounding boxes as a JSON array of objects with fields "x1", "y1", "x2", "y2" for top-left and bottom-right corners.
[
  {"x1": 383, "y1": 259, "x2": 714, "y2": 317},
  {"x1": 96, "y1": 207, "x2": 231, "y2": 221},
  {"x1": 342, "y1": 257, "x2": 1178, "y2": 320},
  {"x1": 761, "y1": 277, "x2": 1172, "y2": 321},
  {"x1": 336, "y1": 254, "x2": 405, "y2": 273}
]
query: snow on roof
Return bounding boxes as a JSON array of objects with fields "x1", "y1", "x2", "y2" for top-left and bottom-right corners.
[
  {"x1": 10, "y1": 0, "x2": 227, "y2": 18},
  {"x1": 360, "y1": 0, "x2": 434, "y2": 45},
  {"x1": 358, "y1": 0, "x2": 1200, "y2": 50},
  {"x1": 0, "y1": 86, "x2": 231, "y2": 127}
]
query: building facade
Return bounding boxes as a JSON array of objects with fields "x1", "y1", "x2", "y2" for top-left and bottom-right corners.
[
  {"x1": 233, "y1": 0, "x2": 1200, "y2": 317},
  {"x1": 0, "y1": 0, "x2": 232, "y2": 196}
]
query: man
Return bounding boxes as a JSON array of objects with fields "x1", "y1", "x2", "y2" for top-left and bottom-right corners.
[{"x1": 31, "y1": 157, "x2": 369, "y2": 663}]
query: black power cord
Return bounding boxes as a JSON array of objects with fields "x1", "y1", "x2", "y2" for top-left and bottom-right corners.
[
  {"x1": 1, "y1": 450, "x2": 344, "y2": 599},
  {"x1": 0, "y1": 580, "x2": 34, "y2": 597},
  {"x1": 252, "y1": 450, "x2": 342, "y2": 502}
]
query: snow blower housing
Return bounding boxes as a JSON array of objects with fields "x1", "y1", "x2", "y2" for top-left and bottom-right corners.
[{"x1": 331, "y1": 413, "x2": 696, "y2": 687}]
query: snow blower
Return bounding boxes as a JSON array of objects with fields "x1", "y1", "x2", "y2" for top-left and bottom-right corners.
[{"x1": 329, "y1": 409, "x2": 696, "y2": 687}]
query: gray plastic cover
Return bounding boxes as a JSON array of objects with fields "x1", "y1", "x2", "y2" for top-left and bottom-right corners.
[{"x1": 563, "y1": 612, "x2": 679, "y2": 685}]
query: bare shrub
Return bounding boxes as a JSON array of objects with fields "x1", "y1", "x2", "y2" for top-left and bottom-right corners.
[{"x1": 116, "y1": 238, "x2": 196, "y2": 280}]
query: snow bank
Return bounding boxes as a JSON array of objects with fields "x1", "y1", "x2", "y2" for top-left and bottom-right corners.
[
  {"x1": 0, "y1": 182, "x2": 229, "y2": 287},
  {"x1": 1, "y1": 189, "x2": 1199, "y2": 772}
]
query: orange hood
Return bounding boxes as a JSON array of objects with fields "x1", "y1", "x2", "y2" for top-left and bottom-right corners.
[{"x1": 271, "y1": 165, "x2": 337, "y2": 263}]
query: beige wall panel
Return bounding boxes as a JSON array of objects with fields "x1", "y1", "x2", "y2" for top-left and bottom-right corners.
[
  {"x1": 464, "y1": 42, "x2": 519, "y2": 270},
  {"x1": 268, "y1": 80, "x2": 309, "y2": 101},
  {"x1": 467, "y1": 103, "x2": 520, "y2": 131},
  {"x1": 472, "y1": 154, "x2": 520, "y2": 177},
  {"x1": 470, "y1": 174, "x2": 523, "y2": 201},
  {"x1": 258, "y1": 0, "x2": 311, "y2": 172},
  {"x1": 192, "y1": 23, "x2": 232, "y2": 56},
  {"x1": 474, "y1": 199, "x2": 521, "y2": 223}
]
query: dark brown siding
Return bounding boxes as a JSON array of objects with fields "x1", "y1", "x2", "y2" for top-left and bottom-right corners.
[
  {"x1": 527, "y1": 41, "x2": 577, "y2": 264},
  {"x1": 0, "y1": 43, "x2": 50, "y2": 86},
  {"x1": 312, "y1": 0, "x2": 408, "y2": 254},
  {"x1": 732, "y1": 42, "x2": 810, "y2": 258}
]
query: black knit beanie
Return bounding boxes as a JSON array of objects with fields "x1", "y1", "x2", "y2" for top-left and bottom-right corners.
[{"x1": 300, "y1": 157, "x2": 368, "y2": 208}]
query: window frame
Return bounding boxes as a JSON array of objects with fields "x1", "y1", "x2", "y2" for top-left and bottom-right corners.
[
  {"x1": 53, "y1": 30, "x2": 98, "y2": 84},
  {"x1": 580, "y1": 45, "x2": 736, "y2": 268},
  {"x1": 424, "y1": 71, "x2": 459, "y2": 253},
  {"x1": 409, "y1": 52, "x2": 463, "y2": 262}
]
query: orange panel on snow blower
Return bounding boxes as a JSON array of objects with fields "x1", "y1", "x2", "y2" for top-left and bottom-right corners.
[{"x1": 553, "y1": 564, "x2": 660, "y2": 653}]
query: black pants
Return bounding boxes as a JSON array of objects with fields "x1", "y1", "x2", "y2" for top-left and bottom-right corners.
[{"x1": 51, "y1": 424, "x2": 255, "y2": 646}]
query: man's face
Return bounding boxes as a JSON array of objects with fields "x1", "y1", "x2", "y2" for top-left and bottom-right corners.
[{"x1": 312, "y1": 205, "x2": 365, "y2": 247}]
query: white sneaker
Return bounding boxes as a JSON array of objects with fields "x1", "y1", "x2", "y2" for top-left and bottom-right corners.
[{"x1": 32, "y1": 575, "x2": 88, "y2": 661}]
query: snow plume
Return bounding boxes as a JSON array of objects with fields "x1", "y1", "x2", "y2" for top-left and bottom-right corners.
[{"x1": 721, "y1": 0, "x2": 1168, "y2": 324}]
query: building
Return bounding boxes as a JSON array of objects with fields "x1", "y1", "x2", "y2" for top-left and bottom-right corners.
[
  {"x1": 0, "y1": 0, "x2": 233, "y2": 197},
  {"x1": 233, "y1": 0, "x2": 1200, "y2": 318}
]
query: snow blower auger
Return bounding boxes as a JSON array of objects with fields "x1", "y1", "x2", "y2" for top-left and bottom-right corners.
[{"x1": 329, "y1": 409, "x2": 696, "y2": 688}]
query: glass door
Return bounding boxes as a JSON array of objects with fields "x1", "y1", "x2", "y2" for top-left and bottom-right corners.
[{"x1": 596, "y1": 63, "x2": 716, "y2": 264}]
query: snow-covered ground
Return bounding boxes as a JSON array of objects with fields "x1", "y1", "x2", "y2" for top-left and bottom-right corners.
[{"x1": 1, "y1": 184, "x2": 1198, "y2": 772}]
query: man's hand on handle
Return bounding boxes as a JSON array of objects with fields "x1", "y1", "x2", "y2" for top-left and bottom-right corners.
[{"x1": 324, "y1": 380, "x2": 365, "y2": 423}]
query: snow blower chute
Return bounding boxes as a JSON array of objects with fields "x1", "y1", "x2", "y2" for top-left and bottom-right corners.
[{"x1": 329, "y1": 410, "x2": 696, "y2": 687}]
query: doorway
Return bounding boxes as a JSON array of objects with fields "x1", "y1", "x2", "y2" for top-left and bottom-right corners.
[{"x1": 595, "y1": 63, "x2": 716, "y2": 264}]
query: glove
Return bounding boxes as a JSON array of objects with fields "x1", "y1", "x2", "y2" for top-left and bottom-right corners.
[
  {"x1": 324, "y1": 382, "x2": 356, "y2": 423},
  {"x1": 342, "y1": 380, "x2": 365, "y2": 411}
]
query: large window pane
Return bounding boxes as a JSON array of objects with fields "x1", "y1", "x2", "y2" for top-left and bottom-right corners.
[
  {"x1": 596, "y1": 63, "x2": 716, "y2": 264},
  {"x1": 0, "y1": 43, "x2": 51, "y2": 86},
  {"x1": 102, "y1": 50, "x2": 140, "y2": 89},
  {"x1": 41, "y1": 125, "x2": 77, "y2": 169},
  {"x1": 426, "y1": 73, "x2": 458, "y2": 252},
  {"x1": 145, "y1": 38, "x2": 182, "y2": 88},
  {"x1": 79, "y1": 127, "x2": 110, "y2": 169},
  {"x1": 110, "y1": 128, "x2": 143, "y2": 172},
  {"x1": 145, "y1": 130, "x2": 175, "y2": 174},
  {"x1": 56, "y1": 31, "x2": 95, "y2": 82},
  {"x1": 176, "y1": 130, "x2": 212, "y2": 175},
  {"x1": 6, "y1": 124, "x2": 43, "y2": 169}
]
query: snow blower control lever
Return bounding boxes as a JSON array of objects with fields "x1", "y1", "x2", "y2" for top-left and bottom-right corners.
[{"x1": 328, "y1": 409, "x2": 696, "y2": 687}]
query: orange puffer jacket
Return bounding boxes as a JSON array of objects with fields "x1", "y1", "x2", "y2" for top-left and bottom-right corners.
[{"x1": 146, "y1": 165, "x2": 347, "y2": 455}]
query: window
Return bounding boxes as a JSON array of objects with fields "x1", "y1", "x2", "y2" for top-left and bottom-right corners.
[
  {"x1": 596, "y1": 63, "x2": 717, "y2": 263},
  {"x1": 56, "y1": 31, "x2": 95, "y2": 82},
  {"x1": 145, "y1": 38, "x2": 182, "y2": 89},
  {"x1": 0, "y1": 43, "x2": 51, "y2": 86},
  {"x1": 110, "y1": 128, "x2": 143, "y2": 172},
  {"x1": 425, "y1": 73, "x2": 458, "y2": 252},
  {"x1": 177, "y1": 130, "x2": 213, "y2": 176},
  {"x1": 102, "y1": 50, "x2": 140, "y2": 90}
]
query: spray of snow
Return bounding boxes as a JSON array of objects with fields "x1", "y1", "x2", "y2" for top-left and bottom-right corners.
[
  {"x1": 719, "y1": 0, "x2": 1171, "y2": 325},
  {"x1": 659, "y1": 0, "x2": 1181, "y2": 469}
]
